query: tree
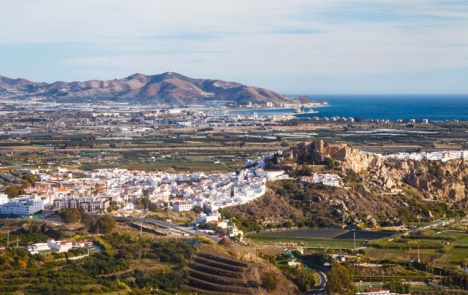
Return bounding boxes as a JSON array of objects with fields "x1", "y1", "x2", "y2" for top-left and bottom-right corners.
[
  {"x1": 327, "y1": 263, "x2": 355, "y2": 295},
  {"x1": 261, "y1": 271, "x2": 279, "y2": 292},
  {"x1": 107, "y1": 201, "x2": 119, "y2": 213},
  {"x1": 300, "y1": 164, "x2": 312, "y2": 176},
  {"x1": 324, "y1": 157, "x2": 338, "y2": 169},
  {"x1": 6, "y1": 185, "x2": 19, "y2": 198},
  {"x1": 296, "y1": 268, "x2": 317, "y2": 292},
  {"x1": 21, "y1": 174, "x2": 36, "y2": 185},
  {"x1": 384, "y1": 282, "x2": 411, "y2": 293},
  {"x1": 94, "y1": 215, "x2": 116, "y2": 234},
  {"x1": 265, "y1": 160, "x2": 275, "y2": 169},
  {"x1": 28, "y1": 223, "x2": 40, "y2": 234},
  {"x1": 59, "y1": 208, "x2": 82, "y2": 224},
  {"x1": 192, "y1": 206, "x2": 203, "y2": 214}
]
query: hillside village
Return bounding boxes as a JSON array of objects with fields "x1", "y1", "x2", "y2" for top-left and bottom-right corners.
[
  {"x1": 0, "y1": 148, "x2": 348, "y2": 221},
  {"x1": 3, "y1": 146, "x2": 467, "y2": 219}
]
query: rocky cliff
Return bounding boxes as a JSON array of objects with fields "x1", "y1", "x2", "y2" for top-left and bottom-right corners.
[
  {"x1": 227, "y1": 142, "x2": 468, "y2": 229},
  {"x1": 292, "y1": 140, "x2": 468, "y2": 202}
]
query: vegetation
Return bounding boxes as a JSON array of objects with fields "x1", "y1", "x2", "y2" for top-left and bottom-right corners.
[
  {"x1": 383, "y1": 281, "x2": 412, "y2": 293},
  {"x1": 0, "y1": 231, "x2": 198, "y2": 294},
  {"x1": 327, "y1": 263, "x2": 355, "y2": 295},
  {"x1": 5, "y1": 185, "x2": 25, "y2": 199},
  {"x1": 261, "y1": 271, "x2": 279, "y2": 292},
  {"x1": 59, "y1": 209, "x2": 116, "y2": 234},
  {"x1": 59, "y1": 208, "x2": 83, "y2": 224},
  {"x1": 262, "y1": 252, "x2": 317, "y2": 292}
]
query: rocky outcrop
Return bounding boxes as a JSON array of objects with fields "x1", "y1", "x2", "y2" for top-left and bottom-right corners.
[{"x1": 292, "y1": 140, "x2": 468, "y2": 201}]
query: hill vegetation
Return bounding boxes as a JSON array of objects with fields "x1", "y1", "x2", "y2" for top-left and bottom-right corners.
[{"x1": 0, "y1": 72, "x2": 313, "y2": 106}]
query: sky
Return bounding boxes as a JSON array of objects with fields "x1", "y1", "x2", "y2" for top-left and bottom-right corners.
[{"x1": 0, "y1": 0, "x2": 467, "y2": 94}]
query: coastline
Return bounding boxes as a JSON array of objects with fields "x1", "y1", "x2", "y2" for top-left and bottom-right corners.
[{"x1": 227, "y1": 104, "x2": 329, "y2": 113}]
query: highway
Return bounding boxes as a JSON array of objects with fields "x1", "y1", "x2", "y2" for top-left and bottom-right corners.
[
  {"x1": 115, "y1": 217, "x2": 190, "y2": 234},
  {"x1": 301, "y1": 259, "x2": 328, "y2": 295},
  {"x1": 114, "y1": 216, "x2": 222, "y2": 242}
]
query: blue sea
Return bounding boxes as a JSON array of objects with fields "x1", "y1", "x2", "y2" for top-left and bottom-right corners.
[{"x1": 230, "y1": 95, "x2": 468, "y2": 121}]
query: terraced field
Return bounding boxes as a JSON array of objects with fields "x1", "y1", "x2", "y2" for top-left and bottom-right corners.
[{"x1": 185, "y1": 245, "x2": 261, "y2": 295}]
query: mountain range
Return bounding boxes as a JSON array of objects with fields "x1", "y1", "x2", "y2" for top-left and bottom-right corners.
[{"x1": 0, "y1": 72, "x2": 309, "y2": 106}]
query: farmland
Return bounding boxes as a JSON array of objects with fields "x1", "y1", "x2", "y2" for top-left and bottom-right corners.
[{"x1": 250, "y1": 228, "x2": 396, "y2": 241}]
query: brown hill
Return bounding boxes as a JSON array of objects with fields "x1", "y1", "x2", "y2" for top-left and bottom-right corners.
[
  {"x1": 0, "y1": 72, "x2": 307, "y2": 106},
  {"x1": 226, "y1": 141, "x2": 468, "y2": 229},
  {"x1": 0, "y1": 75, "x2": 41, "y2": 88}
]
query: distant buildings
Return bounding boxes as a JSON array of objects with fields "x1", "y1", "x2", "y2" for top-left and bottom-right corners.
[
  {"x1": 197, "y1": 212, "x2": 220, "y2": 223},
  {"x1": 300, "y1": 173, "x2": 342, "y2": 187},
  {"x1": 0, "y1": 193, "x2": 8, "y2": 205},
  {"x1": 379, "y1": 150, "x2": 468, "y2": 162},
  {"x1": 53, "y1": 196, "x2": 109, "y2": 213},
  {"x1": 0, "y1": 197, "x2": 43, "y2": 215},
  {"x1": 25, "y1": 239, "x2": 94, "y2": 255},
  {"x1": 355, "y1": 289, "x2": 406, "y2": 295}
]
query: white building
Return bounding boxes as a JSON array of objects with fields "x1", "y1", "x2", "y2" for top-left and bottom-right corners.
[
  {"x1": 356, "y1": 290, "x2": 401, "y2": 295},
  {"x1": 0, "y1": 197, "x2": 44, "y2": 215},
  {"x1": 0, "y1": 193, "x2": 8, "y2": 205},
  {"x1": 173, "y1": 201, "x2": 194, "y2": 212},
  {"x1": 47, "y1": 239, "x2": 73, "y2": 253},
  {"x1": 300, "y1": 173, "x2": 341, "y2": 187},
  {"x1": 26, "y1": 243, "x2": 51, "y2": 254},
  {"x1": 254, "y1": 169, "x2": 286, "y2": 181},
  {"x1": 197, "y1": 212, "x2": 220, "y2": 223}
]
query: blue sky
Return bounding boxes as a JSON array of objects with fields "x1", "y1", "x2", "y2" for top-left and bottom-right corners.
[{"x1": 0, "y1": 0, "x2": 467, "y2": 94}]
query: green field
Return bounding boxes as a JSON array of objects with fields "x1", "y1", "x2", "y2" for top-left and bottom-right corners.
[
  {"x1": 246, "y1": 235, "x2": 366, "y2": 248},
  {"x1": 252, "y1": 229, "x2": 395, "y2": 240}
]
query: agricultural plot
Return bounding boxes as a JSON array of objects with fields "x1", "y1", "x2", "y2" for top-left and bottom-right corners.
[
  {"x1": 334, "y1": 231, "x2": 395, "y2": 240},
  {"x1": 253, "y1": 229, "x2": 347, "y2": 239},
  {"x1": 252, "y1": 229, "x2": 395, "y2": 240}
]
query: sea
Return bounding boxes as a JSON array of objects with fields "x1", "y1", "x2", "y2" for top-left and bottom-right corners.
[{"x1": 229, "y1": 95, "x2": 468, "y2": 122}]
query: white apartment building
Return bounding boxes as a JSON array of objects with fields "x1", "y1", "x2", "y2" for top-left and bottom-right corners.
[
  {"x1": 173, "y1": 201, "x2": 194, "y2": 212},
  {"x1": 0, "y1": 197, "x2": 44, "y2": 215},
  {"x1": 0, "y1": 193, "x2": 8, "y2": 205}
]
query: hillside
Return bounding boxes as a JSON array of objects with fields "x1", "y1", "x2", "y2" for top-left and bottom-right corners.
[
  {"x1": 225, "y1": 141, "x2": 468, "y2": 229},
  {"x1": 0, "y1": 220, "x2": 301, "y2": 295},
  {"x1": 185, "y1": 243, "x2": 299, "y2": 295},
  {"x1": 0, "y1": 72, "x2": 311, "y2": 106}
]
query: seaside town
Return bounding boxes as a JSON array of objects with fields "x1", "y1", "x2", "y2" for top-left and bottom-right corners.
[
  {"x1": 2, "y1": 146, "x2": 468, "y2": 219},
  {"x1": 3, "y1": 1, "x2": 468, "y2": 294},
  {"x1": 0, "y1": 150, "x2": 345, "y2": 217}
]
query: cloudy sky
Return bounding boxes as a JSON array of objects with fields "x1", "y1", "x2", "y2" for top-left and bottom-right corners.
[{"x1": 1, "y1": 0, "x2": 467, "y2": 94}]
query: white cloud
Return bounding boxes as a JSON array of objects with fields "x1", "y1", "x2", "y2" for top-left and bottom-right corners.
[{"x1": 1, "y1": 0, "x2": 468, "y2": 92}]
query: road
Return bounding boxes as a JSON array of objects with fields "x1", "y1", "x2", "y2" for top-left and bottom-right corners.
[
  {"x1": 301, "y1": 259, "x2": 328, "y2": 295},
  {"x1": 115, "y1": 217, "x2": 222, "y2": 242}
]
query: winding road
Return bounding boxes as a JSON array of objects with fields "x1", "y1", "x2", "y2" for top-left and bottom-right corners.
[{"x1": 301, "y1": 259, "x2": 328, "y2": 295}]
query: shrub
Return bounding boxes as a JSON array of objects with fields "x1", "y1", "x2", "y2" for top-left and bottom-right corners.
[{"x1": 261, "y1": 271, "x2": 279, "y2": 292}]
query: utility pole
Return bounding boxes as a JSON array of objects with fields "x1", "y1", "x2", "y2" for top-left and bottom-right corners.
[
  {"x1": 353, "y1": 231, "x2": 356, "y2": 254},
  {"x1": 417, "y1": 244, "x2": 420, "y2": 263}
]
